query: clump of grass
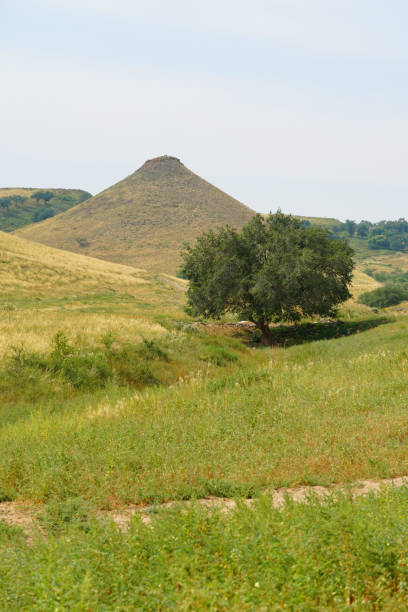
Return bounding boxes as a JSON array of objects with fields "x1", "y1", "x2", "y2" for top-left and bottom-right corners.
[
  {"x1": 0, "y1": 486, "x2": 17, "y2": 503},
  {"x1": 199, "y1": 345, "x2": 239, "y2": 366},
  {"x1": 38, "y1": 497, "x2": 94, "y2": 535},
  {"x1": 136, "y1": 338, "x2": 169, "y2": 361},
  {"x1": 0, "y1": 521, "x2": 25, "y2": 545}
]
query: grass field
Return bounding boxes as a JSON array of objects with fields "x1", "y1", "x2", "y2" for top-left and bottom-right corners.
[
  {"x1": 3, "y1": 230, "x2": 408, "y2": 607},
  {"x1": 2, "y1": 312, "x2": 407, "y2": 507}
]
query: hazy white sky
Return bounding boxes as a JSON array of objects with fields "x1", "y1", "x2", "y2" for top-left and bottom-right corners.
[{"x1": 2, "y1": 1, "x2": 408, "y2": 220}]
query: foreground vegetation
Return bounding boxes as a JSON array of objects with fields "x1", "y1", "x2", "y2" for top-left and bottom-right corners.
[{"x1": 3, "y1": 487, "x2": 408, "y2": 609}]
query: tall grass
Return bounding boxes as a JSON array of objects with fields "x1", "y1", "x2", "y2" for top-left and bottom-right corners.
[{"x1": 1, "y1": 317, "x2": 408, "y2": 506}]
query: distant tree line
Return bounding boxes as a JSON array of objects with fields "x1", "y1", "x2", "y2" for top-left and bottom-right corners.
[
  {"x1": 0, "y1": 190, "x2": 91, "y2": 227},
  {"x1": 331, "y1": 218, "x2": 408, "y2": 252}
]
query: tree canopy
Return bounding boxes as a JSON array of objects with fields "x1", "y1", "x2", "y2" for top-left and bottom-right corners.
[
  {"x1": 32, "y1": 191, "x2": 54, "y2": 204},
  {"x1": 181, "y1": 212, "x2": 354, "y2": 345}
]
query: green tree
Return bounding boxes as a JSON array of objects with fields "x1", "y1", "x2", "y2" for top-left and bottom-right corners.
[
  {"x1": 358, "y1": 284, "x2": 408, "y2": 308},
  {"x1": 0, "y1": 197, "x2": 11, "y2": 209},
  {"x1": 33, "y1": 206, "x2": 55, "y2": 222},
  {"x1": 357, "y1": 221, "x2": 370, "y2": 237},
  {"x1": 367, "y1": 234, "x2": 389, "y2": 250},
  {"x1": 181, "y1": 212, "x2": 354, "y2": 345},
  {"x1": 31, "y1": 191, "x2": 54, "y2": 205},
  {"x1": 344, "y1": 219, "x2": 356, "y2": 236}
]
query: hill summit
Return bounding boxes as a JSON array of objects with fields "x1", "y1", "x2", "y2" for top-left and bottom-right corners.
[{"x1": 16, "y1": 156, "x2": 255, "y2": 273}]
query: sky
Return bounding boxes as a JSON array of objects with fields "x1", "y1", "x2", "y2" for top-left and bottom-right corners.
[{"x1": 2, "y1": 0, "x2": 408, "y2": 221}]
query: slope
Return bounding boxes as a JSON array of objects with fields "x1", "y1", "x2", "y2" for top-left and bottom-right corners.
[
  {"x1": 0, "y1": 230, "x2": 186, "y2": 356},
  {"x1": 0, "y1": 188, "x2": 91, "y2": 231},
  {"x1": 15, "y1": 156, "x2": 255, "y2": 273}
]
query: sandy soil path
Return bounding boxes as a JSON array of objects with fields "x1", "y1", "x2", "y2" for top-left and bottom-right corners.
[
  {"x1": 2, "y1": 475, "x2": 408, "y2": 538},
  {"x1": 108, "y1": 475, "x2": 408, "y2": 529}
]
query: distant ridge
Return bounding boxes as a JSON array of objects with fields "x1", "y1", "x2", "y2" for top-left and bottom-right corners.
[
  {"x1": 0, "y1": 188, "x2": 91, "y2": 232},
  {"x1": 16, "y1": 156, "x2": 256, "y2": 273}
]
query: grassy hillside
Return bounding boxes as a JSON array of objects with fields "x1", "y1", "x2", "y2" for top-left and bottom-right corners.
[
  {"x1": 0, "y1": 230, "x2": 189, "y2": 356},
  {"x1": 294, "y1": 214, "x2": 341, "y2": 227},
  {"x1": 15, "y1": 156, "x2": 255, "y2": 274},
  {"x1": 0, "y1": 230, "x2": 268, "y2": 425},
  {"x1": 0, "y1": 188, "x2": 91, "y2": 232},
  {"x1": 2, "y1": 229, "x2": 408, "y2": 607}
]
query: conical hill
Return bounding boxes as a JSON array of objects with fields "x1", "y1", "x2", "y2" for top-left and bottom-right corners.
[{"x1": 16, "y1": 156, "x2": 255, "y2": 273}]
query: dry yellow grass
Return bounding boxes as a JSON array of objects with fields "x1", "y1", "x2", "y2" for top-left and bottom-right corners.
[
  {"x1": 0, "y1": 231, "x2": 186, "y2": 356},
  {"x1": 0, "y1": 310, "x2": 168, "y2": 359},
  {"x1": 362, "y1": 251, "x2": 408, "y2": 274},
  {"x1": 0, "y1": 230, "x2": 186, "y2": 299},
  {"x1": 349, "y1": 266, "x2": 381, "y2": 297}
]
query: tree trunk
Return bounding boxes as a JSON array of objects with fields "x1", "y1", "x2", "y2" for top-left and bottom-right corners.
[{"x1": 255, "y1": 320, "x2": 273, "y2": 346}]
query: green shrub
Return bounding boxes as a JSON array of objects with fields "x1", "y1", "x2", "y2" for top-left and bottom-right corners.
[
  {"x1": 112, "y1": 360, "x2": 159, "y2": 387},
  {"x1": 57, "y1": 353, "x2": 112, "y2": 390},
  {"x1": 2, "y1": 332, "x2": 166, "y2": 397},
  {"x1": 358, "y1": 284, "x2": 408, "y2": 308},
  {"x1": 32, "y1": 206, "x2": 55, "y2": 223},
  {"x1": 0, "y1": 486, "x2": 17, "y2": 502},
  {"x1": 250, "y1": 329, "x2": 263, "y2": 343},
  {"x1": 199, "y1": 346, "x2": 239, "y2": 366},
  {"x1": 46, "y1": 332, "x2": 112, "y2": 390},
  {"x1": 136, "y1": 339, "x2": 169, "y2": 361}
]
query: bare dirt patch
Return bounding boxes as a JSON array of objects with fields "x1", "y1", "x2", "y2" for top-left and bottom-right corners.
[
  {"x1": 106, "y1": 475, "x2": 408, "y2": 529},
  {"x1": 4, "y1": 476, "x2": 408, "y2": 537}
]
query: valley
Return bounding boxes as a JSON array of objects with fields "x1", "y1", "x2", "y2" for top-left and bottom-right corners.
[{"x1": 1, "y1": 173, "x2": 408, "y2": 608}]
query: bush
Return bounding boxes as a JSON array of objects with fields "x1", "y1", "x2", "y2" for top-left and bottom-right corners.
[
  {"x1": 136, "y1": 339, "x2": 169, "y2": 361},
  {"x1": 32, "y1": 206, "x2": 55, "y2": 222},
  {"x1": 199, "y1": 346, "x2": 239, "y2": 366},
  {"x1": 112, "y1": 360, "x2": 159, "y2": 387},
  {"x1": 368, "y1": 235, "x2": 390, "y2": 250},
  {"x1": 358, "y1": 285, "x2": 408, "y2": 308}
]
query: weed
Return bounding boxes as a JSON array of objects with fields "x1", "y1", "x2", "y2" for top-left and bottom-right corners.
[
  {"x1": 137, "y1": 338, "x2": 169, "y2": 361},
  {"x1": 0, "y1": 487, "x2": 17, "y2": 502},
  {"x1": 38, "y1": 497, "x2": 93, "y2": 534}
]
